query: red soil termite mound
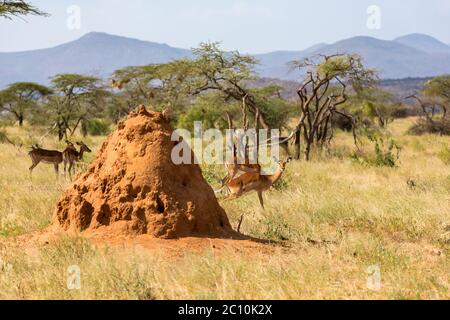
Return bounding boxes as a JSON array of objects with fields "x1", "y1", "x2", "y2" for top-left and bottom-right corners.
[{"x1": 52, "y1": 106, "x2": 233, "y2": 239}]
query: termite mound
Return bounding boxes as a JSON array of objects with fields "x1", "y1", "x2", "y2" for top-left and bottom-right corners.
[{"x1": 52, "y1": 105, "x2": 233, "y2": 239}]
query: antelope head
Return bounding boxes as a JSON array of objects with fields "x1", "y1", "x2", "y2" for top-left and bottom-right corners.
[
  {"x1": 278, "y1": 156, "x2": 292, "y2": 171},
  {"x1": 272, "y1": 156, "x2": 292, "y2": 173},
  {"x1": 76, "y1": 142, "x2": 92, "y2": 159}
]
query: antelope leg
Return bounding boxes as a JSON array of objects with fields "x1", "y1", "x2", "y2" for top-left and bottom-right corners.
[
  {"x1": 54, "y1": 164, "x2": 59, "y2": 178},
  {"x1": 257, "y1": 191, "x2": 265, "y2": 210},
  {"x1": 237, "y1": 214, "x2": 244, "y2": 233}
]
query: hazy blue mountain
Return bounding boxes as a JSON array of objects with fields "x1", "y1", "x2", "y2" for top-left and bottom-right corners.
[
  {"x1": 303, "y1": 43, "x2": 329, "y2": 54},
  {"x1": 310, "y1": 36, "x2": 450, "y2": 79},
  {"x1": 253, "y1": 50, "x2": 307, "y2": 80},
  {"x1": 256, "y1": 35, "x2": 450, "y2": 80},
  {"x1": 0, "y1": 32, "x2": 192, "y2": 87},
  {"x1": 1, "y1": 32, "x2": 450, "y2": 88},
  {"x1": 394, "y1": 33, "x2": 450, "y2": 53},
  {"x1": 253, "y1": 43, "x2": 328, "y2": 80}
]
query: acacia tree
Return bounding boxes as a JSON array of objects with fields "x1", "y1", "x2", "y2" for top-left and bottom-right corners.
[
  {"x1": 0, "y1": 82, "x2": 52, "y2": 126},
  {"x1": 292, "y1": 54, "x2": 377, "y2": 161},
  {"x1": 49, "y1": 74, "x2": 107, "y2": 140},
  {"x1": 0, "y1": 0, "x2": 48, "y2": 19},
  {"x1": 423, "y1": 75, "x2": 450, "y2": 119},
  {"x1": 112, "y1": 60, "x2": 194, "y2": 112},
  {"x1": 111, "y1": 44, "x2": 289, "y2": 132},
  {"x1": 185, "y1": 42, "x2": 272, "y2": 130},
  {"x1": 111, "y1": 65, "x2": 159, "y2": 108}
]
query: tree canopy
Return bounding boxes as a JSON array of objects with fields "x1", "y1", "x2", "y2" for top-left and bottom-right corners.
[
  {"x1": 0, "y1": 0, "x2": 48, "y2": 19},
  {"x1": 423, "y1": 75, "x2": 450, "y2": 119},
  {"x1": 48, "y1": 74, "x2": 108, "y2": 139},
  {"x1": 291, "y1": 54, "x2": 378, "y2": 160},
  {"x1": 0, "y1": 82, "x2": 52, "y2": 126}
]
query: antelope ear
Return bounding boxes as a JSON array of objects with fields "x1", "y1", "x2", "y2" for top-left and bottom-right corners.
[
  {"x1": 76, "y1": 142, "x2": 82, "y2": 146},
  {"x1": 286, "y1": 157, "x2": 293, "y2": 163}
]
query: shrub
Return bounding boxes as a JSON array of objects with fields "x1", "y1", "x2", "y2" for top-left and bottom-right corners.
[
  {"x1": 390, "y1": 104, "x2": 412, "y2": 119},
  {"x1": 177, "y1": 105, "x2": 229, "y2": 132},
  {"x1": 0, "y1": 129, "x2": 16, "y2": 146},
  {"x1": 352, "y1": 135, "x2": 401, "y2": 168},
  {"x1": 332, "y1": 113, "x2": 354, "y2": 131},
  {"x1": 408, "y1": 118, "x2": 450, "y2": 136},
  {"x1": 85, "y1": 119, "x2": 112, "y2": 136},
  {"x1": 273, "y1": 176, "x2": 289, "y2": 191},
  {"x1": 262, "y1": 215, "x2": 296, "y2": 241}
]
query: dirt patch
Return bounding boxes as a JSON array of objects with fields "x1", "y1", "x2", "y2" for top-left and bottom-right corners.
[
  {"x1": 1, "y1": 231, "x2": 276, "y2": 260},
  {"x1": 52, "y1": 105, "x2": 234, "y2": 239},
  {"x1": 87, "y1": 234, "x2": 276, "y2": 259}
]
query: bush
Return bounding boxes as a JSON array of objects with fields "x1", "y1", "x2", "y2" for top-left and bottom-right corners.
[
  {"x1": 390, "y1": 104, "x2": 412, "y2": 119},
  {"x1": 177, "y1": 105, "x2": 228, "y2": 132},
  {"x1": 273, "y1": 176, "x2": 289, "y2": 191},
  {"x1": 255, "y1": 97, "x2": 296, "y2": 130},
  {"x1": 0, "y1": 129, "x2": 15, "y2": 145},
  {"x1": 200, "y1": 165, "x2": 225, "y2": 186},
  {"x1": 85, "y1": 119, "x2": 112, "y2": 136},
  {"x1": 176, "y1": 94, "x2": 233, "y2": 132},
  {"x1": 333, "y1": 113, "x2": 354, "y2": 131},
  {"x1": 408, "y1": 118, "x2": 450, "y2": 136},
  {"x1": 352, "y1": 135, "x2": 401, "y2": 168},
  {"x1": 262, "y1": 215, "x2": 296, "y2": 241}
]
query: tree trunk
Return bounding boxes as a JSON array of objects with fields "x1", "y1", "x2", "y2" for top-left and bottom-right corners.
[
  {"x1": 304, "y1": 134, "x2": 313, "y2": 162},
  {"x1": 294, "y1": 129, "x2": 301, "y2": 160},
  {"x1": 81, "y1": 120, "x2": 88, "y2": 137},
  {"x1": 305, "y1": 143, "x2": 311, "y2": 161},
  {"x1": 57, "y1": 122, "x2": 66, "y2": 141}
]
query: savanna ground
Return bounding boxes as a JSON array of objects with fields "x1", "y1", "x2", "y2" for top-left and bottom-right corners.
[{"x1": 0, "y1": 117, "x2": 449, "y2": 300}]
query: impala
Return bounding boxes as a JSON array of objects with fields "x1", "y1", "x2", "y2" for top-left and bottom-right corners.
[
  {"x1": 63, "y1": 141, "x2": 92, "y2": 179},
  {"x1": 28, "y1": 145, "x2": 64, "y2": 177},
  {"x1": 220, "y1": 158, "x2": 261, "y2": 189},
  {"x1": 219, "y1": 132, "x2": 295, "y2": 189},
  {"x1": 224, "y1": 157, "x2": 292, "y2": 210}
]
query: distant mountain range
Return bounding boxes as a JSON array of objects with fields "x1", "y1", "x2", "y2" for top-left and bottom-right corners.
[
  {"x1": 1, "y1": 32, "x2": 450, "y2": 88},
  {"x1": 255, "y1": 33, "x2": 450, "y2": 80}
]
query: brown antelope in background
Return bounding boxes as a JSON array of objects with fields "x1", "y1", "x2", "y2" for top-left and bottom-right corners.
[
  {"x1": 63, "y1": 141, "x2": 92, "y2": 179},
  {"x1": 28, "y1": 145, "x2": 64, "y2": 177}
]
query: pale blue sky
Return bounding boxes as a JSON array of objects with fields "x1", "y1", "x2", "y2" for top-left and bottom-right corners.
[{"x1": 1, "y1": 0, "x2": 449, "y2": 53}]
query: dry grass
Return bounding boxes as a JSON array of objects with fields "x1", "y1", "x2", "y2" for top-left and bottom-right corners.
[{"x1": 0, "y1": 119, "x2": 449, "y2": 300}]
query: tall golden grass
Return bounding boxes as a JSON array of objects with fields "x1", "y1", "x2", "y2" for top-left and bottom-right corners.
[{"x1": 0, "y1": 118, "x2": 449, "y2": 300}]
